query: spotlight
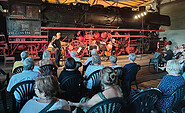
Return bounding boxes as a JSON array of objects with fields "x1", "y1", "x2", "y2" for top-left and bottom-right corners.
[
  {"x1": 138, "y1": 15, "x2": 141, "y2": 18},
  {"x1": 134, "y1": 16, "x2": 138, "y2": 19},
  {"x1": 141, "y1": 13, "x2": 144, "y2": 16},
  {"x1": 144, "y1": 12, "x2": 147, "y2": 15}
]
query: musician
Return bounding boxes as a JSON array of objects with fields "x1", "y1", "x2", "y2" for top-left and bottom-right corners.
[
  {"x1": 52, "y1": 32, "x2": 61, "y2": 66},
  {"x1": 89, "y1": 40, "x2": 99, "y2": 51},
  {"x1": 111, "y1": 38, "x2": 116, "y2": 54}
]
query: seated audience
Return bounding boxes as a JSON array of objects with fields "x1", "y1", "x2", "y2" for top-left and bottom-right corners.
[
  {"x1": 7, "y1": 57, "x2": 40, "y2": 100},
  {"x1": 179, "y1": 49, "x2": 185, "y2": 74},
  {"x1": 179, "y1": 44, "x2": 185, "y2": 52},
  {"x1": 163, "y1": 45, "x2": 173, "y2": 62},
  {"x1": 39, "y1": 50, "x2": 58, "y2": 68},
  {"x1": 122, "y1": 53, "x2": 138, "y2": 98},
  {"x1": 84, "y1": 49, "x2": 97, "y2": 66},
  {"x1": 173, "y1": 45, "x2": 180, "y2": 58},
  {"x1": 156, "y1": 60, "x2": 185, "y2": 110},
  {"x1": 20, "y1": 75, "x2": 70, "y2": 113},
  {"x1": 12, "y1": 51, "x2": 29, "y2": 73},
  {"x1": 154, "y1": 48, "x2": 162, "y2": 58},
  {"x1": 85, "y1": 54, "x2": 104, "y2": 89},
  {"x1": 68, "y1": 67, "x2": 123, "y2": 112},
  {"x1": 70, "y1": 51, "x2": 80, "y2": 62},
  {"x1": 70, "y1": 51, "x2": 81, "y2": 69},
  {"x1": 109, "y1": 55, "x2": 121, "y2": 68},
  {"x1": 58, "y1": 57, "x2": 81, "y2": 82},
  {"x1": 123, "y1": 53, "x2": 137, "y2": 79}
]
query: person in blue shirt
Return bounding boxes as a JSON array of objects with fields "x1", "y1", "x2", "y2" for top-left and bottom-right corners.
[{"x1": 156, "y1": 60, "x2": 185, "y2": 110}]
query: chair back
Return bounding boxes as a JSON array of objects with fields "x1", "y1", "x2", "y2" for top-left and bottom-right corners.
[
  {"x1": 86, "y1": 70, "x2": 101, "y2": 90},
  {"x1": 0, "y1": 69, "x2": 9, "y2": 112},
  {"x1": 11, "y1": 80, "x2": 35, "y2": 113},
  {"x1": 13, "y1": 66, "x2": 24, "y2": 74},
  {"x1": 87, "y1": 98, "x2": 126, "y2": 113},
  {"x1": 40, "y1": 64, "x2": 58, "y2": 76},
  {"x1": 114, "y1": 67, "x2": 123, "y2": 79},
  {"x1": 161, "y1": 84, "x2": 185, "y2": 112},
  {"x1": 128, "y1": 89, "x2": 162, "y2": 113},
  {"x1": 59, "y1": 75, "x2": 83, "y2": 92},
  {"x1": 82, "y1": 61, "x2": 93, "y2": 75},
  {"x1": 47, "y1": 110, "x2": 72, "y2": 113}
]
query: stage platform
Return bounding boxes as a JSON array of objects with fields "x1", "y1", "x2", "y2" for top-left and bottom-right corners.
[{"x1": 0, "y1": 53, "x2": 167, "y2": 113}]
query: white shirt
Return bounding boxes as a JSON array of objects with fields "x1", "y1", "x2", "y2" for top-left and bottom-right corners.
[
  {"x1": 20, "y1": 96, "x2": 70, "y2": 113},
  {"x1": 7, "y1": 70, "x2": 40, "y2": 100}
]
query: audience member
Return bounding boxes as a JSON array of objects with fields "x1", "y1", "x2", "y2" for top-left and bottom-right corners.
[
  {"x1": 39, "y1": 50, "x2": 58, "y2": 68},
  {"x1": 123, "y1": 53, "x2": 137, "y2": 75},
  {"x1": 84, "y1": 49, "x2": 97, "y2": 66},
  {"x1": 173, "y1": 45, "x2": 179, "y2": 56},
  {"x1": 84, "y1": 54, "x2": 104, "y2": 89},
  {"x1": 68, "y1": 67, "x2": 123, "y2": 112},
  {"x1": 20, "y1": 75, "x2": 70, "y2": 113},
  {"x1": 122, "y1": 53, "x2": 138, "y2": 98},
  {"x1": 70, "y1": 51, "x2": 80, "y2": 62},
  {"x1": 58, "y1": 57, "x2": 81, "y2": 82},
  {"x1": 179, "y1": 49, "x2": 185, "y2": 74},
  {"x1": 7, "y1": 57, "x2": 40, "y2": 100},
  {"x1": 163, "y1": 45, "x2": 173, "y2": 62},
  {"x1": 179, "y1": 44, "x2": 185, "y2": 52},
  {"x1": 12, "y1": 51, "x2": 29, "y2": 73},
  {"x1": 156, "y1": 60, "x2": 185, "y2": 110},
  {"x1": 70, "y1": 51, "x2": 81, "y2": 69},
  {"x1": 109, "y1": 55, "x2": 121, "y2": 68}
]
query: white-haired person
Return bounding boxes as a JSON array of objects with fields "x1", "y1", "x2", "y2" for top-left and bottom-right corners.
[
  {"x1": 123, "y1": 53, "x2": 137, "y2": 73},
  {"x1": 84, "y1": 49, "x2": 97, "y2": 66},
  {"x1": 122, "y1": 53, "x2": 138, "y2": 98},
  {"x1": 20, "y1": 75, "x2": 70, "y2": 113},
  {"x1": 109, "y1": 55, "x2": 121, "y2": 68},
  {"x1": 7, "y1": 57, "x2": 40, "y2": 100},
  {"x1": 156, "y1": 60, "x2": 185, "y2": 110},
  {"x1": 84, "y1": 54, "x2": 104, "y2": 89},
  {"x1": 68, "y1": 67, "x2": 123, "y2": 112},
  {"x1": 70, "y1": 51, "x2": 81, "y2": 69},
  {"x1": 163, "y1": 45, "x2": 173, "y2": 62},
  {"x1": 70, "y1": 51, "x2": 80, "y2": 62},
  {"x1": 12, "y1": 51, "x2": 29, "y2": 73},
  {"x1": 39, "y1": 50, "x2": 58, "y2": 68}
]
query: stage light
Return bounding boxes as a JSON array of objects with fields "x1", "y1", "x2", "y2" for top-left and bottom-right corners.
[
  {"x1": 141, "y1": 13, "x2": 144, "y2": 16},
  {"x1": 134, "y1": 12, "x2": 147, "y2": 19},
  {"x1": 134, "y1": 15, "x2": 138, "y2": 19}
]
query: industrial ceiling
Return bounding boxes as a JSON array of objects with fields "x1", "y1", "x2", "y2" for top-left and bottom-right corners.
[{"x1": 42, "y1": 0, "x2": 154, "y2": 8}]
